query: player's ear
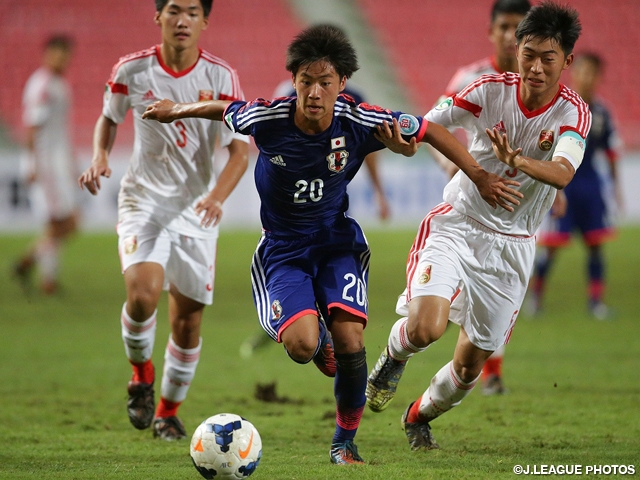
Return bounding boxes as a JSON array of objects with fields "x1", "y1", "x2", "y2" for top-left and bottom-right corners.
[
  {"x1": 201, "y1": 16, "x2": 209, "y2": 31},
  {"x1": 563, "y1": 52, "x2": 574, "y2": 71},
  {"x1": 154, "y1": 11, "x2": 162, "y2": 26},
  {"x1": 339, "y1": 76, "x2": 347, "y2": 92}
]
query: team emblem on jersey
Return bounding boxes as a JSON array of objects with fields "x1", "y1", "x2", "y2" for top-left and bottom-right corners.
[
  {"x1": 142, "y1": 90, "x2": 157, "y2": 102},
  {"x1": 492, "y1": 120, "x2": 507, "y2": 135},
  {"x1": 199, "y1": 90, "x2": 214, "y2": 101},
  {"x1": 398, "y1": 114, "x2": 419, "y2": 135},
  {"x1": 327, "y1": 150, "x2": 349, "y2": 173},
  {"x1": 123, "y1": 236, "x2": 137, "y2": 255},
  {"x1": 271, "y1": 300, "x2": 283, "y2": 320},
  {"x1": 435, "y1": 97, "x2": 453, "y2": 111},
  {"x1": 417, "y1": 264, "x2": 432, "y2": 285},
  {"x1": 224, "y1": 112, "x2": 235, "y2": 131},
  {"x1": 331, "y1": 136, "x2": 346, "y2": 149},
  {"x1": 538, "y1": 129, "x2": 555, "y2": 151}
]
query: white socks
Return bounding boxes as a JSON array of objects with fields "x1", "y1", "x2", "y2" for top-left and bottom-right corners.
[
  {"x1": 417, "y1": 361, "x2": 479, "y2": 421},
  {"x1": 387, "y1": 317, "x2": 427, "y2": 361},
  {"x1": 161, "y1": 336, "x2": 202, "y2": 403},
  {"x1": 120, "y1": 303, "x2": 157, "y2": 364}
]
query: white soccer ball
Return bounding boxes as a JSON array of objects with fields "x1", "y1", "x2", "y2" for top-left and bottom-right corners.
[{"x1": 190, "y1": 413, "x2": 262, "y2": 479}]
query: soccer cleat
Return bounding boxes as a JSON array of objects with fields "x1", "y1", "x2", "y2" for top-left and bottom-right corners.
[
  {"x1": 329, "y1": 440, "x2": 364, "y2": 465},
  {"x1": 153, "y1": 416, "x2": 187, "y2": 441},
  {"x1": 12, "y1": 261, "x2": 34, "y2": 294},
  {"x1": 589, "y1": 301, "x2": 613, "y2": 321},
  {"x1": 312, "y1": 326, "x2": 337, "y2": 377},
  {"x1": 126, "y1": 381, "x2": 155, "y2": 430},
  {"x1": 401, "y1": 402, "x2": 439, "y2": 451},
  {"x1": 482, "y1": 374, "x2": 506, "y2": 396},
  {"x1": 365, "y1": 347, "x2": 407, "y2": 412}
]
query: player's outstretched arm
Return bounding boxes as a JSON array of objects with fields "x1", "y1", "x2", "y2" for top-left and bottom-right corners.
[
  {"x1": 78, "y1": 115, "x2": 116, "y2": 195},
  {"x1": 142, "y1": 99, "x2": 232, "y2": 123},
  {"x1": 486, "y1": 128, "x2": 575, "y2": 189}
]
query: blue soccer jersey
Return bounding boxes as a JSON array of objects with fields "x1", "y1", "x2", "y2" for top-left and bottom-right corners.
[{"x1": 223, "y1": 94, "x2": 427, "y2": 236}]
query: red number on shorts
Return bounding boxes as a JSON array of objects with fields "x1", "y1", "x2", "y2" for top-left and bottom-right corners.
[{"x1": 176, "y1": 121, "x2": 187, "y2": 148}]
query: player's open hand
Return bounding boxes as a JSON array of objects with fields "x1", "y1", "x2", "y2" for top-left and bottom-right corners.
[
  {"x1": 78, "y1": 158, "x2": 111, "y2": 195},
  {"x1": 486, "y1": 128, "x2": 523, "y2": 168},
  {"x1": 475, "y1": 170, "x2": 524, "y2": 212},
  {"x1": 142, "y1": 99, "x2": 179, "y2": 123},
  {"x1": 195, "y1": 196, "x2": 223, "y2": 228},
  {"x1": 375, "y1": 118, "x2": 418, "y2": 157}
]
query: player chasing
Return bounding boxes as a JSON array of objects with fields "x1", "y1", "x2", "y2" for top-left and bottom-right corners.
[
  {"x1": 429, "y1": 0, "x2": 533, "y2": 396},
  {"x1": 531, "y1": 52, "x2": 622, "y2": 320},
  {"x1": 142, "y1": 25, "x2": 521, "y2": 464},
  {"x1": 78, "y1": 0, "x2": 249, "y2": 441},
  {"x1": 14, "y1": 35, "x2": 79, "y2": 295},
  {"x1": 366, "y1": 1, "x2": 590, "y2": 451}
]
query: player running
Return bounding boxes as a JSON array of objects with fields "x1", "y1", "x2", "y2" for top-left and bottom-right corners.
[
  {"x1": 142, "y1": 24, "x2": 521, "y2": 463},
  {"x1": 531, "y1": 52, "x2": 622, "y2": 319},
  {"x1": 366, "y1": 1, "x2": 590, "y2": 451},
  {"x1": 78, "y1": 0, "x2": 249, "y2": 441}
]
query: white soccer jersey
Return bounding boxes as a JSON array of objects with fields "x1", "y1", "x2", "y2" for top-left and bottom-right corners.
[
  {"x1": 427, "y1": 72, "x2": 591, "y2": 236},
  {"x1": 444, "y1": 57, "x2": 501, "y2": 97},
  {"x1": 22, "y1": 67, "x2": 77, "y2": 217},
  {"x1": 103, "y1": 45, "x2": 248, "y2": 238}
]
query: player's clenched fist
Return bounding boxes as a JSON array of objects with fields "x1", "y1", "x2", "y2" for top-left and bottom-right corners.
[{"x1": 142, "y1": 99, "x2": 179, "y2": 123}]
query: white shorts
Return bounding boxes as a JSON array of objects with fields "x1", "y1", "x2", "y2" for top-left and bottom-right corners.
[
  {"x1": 30, "y1": 176, "x2": 79, "y2": 221},
  {"x1": 396, "y1": 203, "x2": 536, "y2": 351},
  {"x1": 117, "y1": 215, "x2": 217, "y2": 305}
]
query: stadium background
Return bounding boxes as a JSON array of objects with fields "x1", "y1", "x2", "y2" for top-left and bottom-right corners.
[{"x1": 0, "y1": 0, "x2": 638, "y2": 231}]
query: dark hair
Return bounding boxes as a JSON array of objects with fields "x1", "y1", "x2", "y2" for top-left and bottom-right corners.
[
  {"x1": 44, "y1": 34, "x2": 73, "y2": 51},
  {"x1": 491, "y1": 0, "x2": 531, "y2": 23},
  {"x1": 515, "y1": 1, "x2": 582, "y2": 56},
  {"x1": 574, "y1": 51, "x2": 603, "y2": 72},
  {"x1": 155, "y1": 0, "x2": 213, "y2": 18},
  {"x1": 285, "y1": 25, "x2": 359, "y2": 79}
]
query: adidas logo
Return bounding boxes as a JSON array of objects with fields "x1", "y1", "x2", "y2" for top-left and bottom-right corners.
[
  {"x1": 493, "y1": 120, "x2": 507, "y2": 135},
  {"x1": 142, "y1": 90, "x2": 157, "y2": 101},
  {"x1": 269, "y1": 155, "x2": 286, "y2": 167}
]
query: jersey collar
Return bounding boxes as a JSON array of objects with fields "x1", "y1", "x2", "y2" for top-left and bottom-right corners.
[{"x1": 155, "y1": 45, "x2": 201, "y2": 78}]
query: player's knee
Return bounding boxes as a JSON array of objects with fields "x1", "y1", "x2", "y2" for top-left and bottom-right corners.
[
  {"x1": 126, "y1": 290, "x2": 160, "y2": 321},
  {"x1": 283, "y1": 336, "x2": 317, "y2": 364},
  {"x1": 407, "y1": 320, "x2": 445, "y2": 348}
]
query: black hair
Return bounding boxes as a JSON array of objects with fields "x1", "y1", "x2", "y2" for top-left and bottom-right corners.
[
  {"x1": 285, "y1": 24, "x2": 359, "y2": 79},
  {"x1": 155, "y1": 0, "x2": 213, "y2": 18},
  {"x1": 491, "y1": 0, "x2": 531, "y2": 23},
  {"x1": 515, "y1": 1, "x2": 582, "y2": 56},
  {"x1": 574, "y1": 51, "x2": 603, "y2": 72},
  {"x1": 44, "y1": 34, "x2": 73, "y2": 51}
]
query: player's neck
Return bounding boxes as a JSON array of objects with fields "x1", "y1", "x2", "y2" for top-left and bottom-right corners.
[
  {"x1": 519, "y1": 83, "x2": 560, "y2": 112},
  {"x1": 159, "y1": 44, "x2": 200, "y2": 73}
]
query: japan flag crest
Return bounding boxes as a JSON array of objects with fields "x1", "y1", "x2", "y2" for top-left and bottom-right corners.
[{"x1": 326, "y1": 150, "x2": 349, "y2": 173}]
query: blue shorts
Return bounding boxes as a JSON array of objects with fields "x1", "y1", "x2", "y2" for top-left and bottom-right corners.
[
  {"x1": 539, "y1": 175, "x2": 615, "y2": 247},
  {"x1": 251, "y1": 216, "x2": 370, "y2": 342}
]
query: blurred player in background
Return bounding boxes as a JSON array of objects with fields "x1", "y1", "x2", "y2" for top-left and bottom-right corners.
[
  {"x1": 13, "y1": 35, "x2": 79, "y2": 295},
  {"x1": 531, "y1": 52, "x2": 622, "y2": 320},
  {"x1": 429, "y1": 0, "x2": 532, "y2": 396},
  {"x1": 78, "y1": 0, "x2": 249, "y2": 441},
  {"x1": 142, "y1": 24, "x2": 519, "y2": 464},
  {"x1": 366, "y1": 2, "x2": 589, "y2": 451}
]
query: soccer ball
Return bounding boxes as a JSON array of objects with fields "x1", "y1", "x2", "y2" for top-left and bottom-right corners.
[{"x1": 190, "y1": 413, "x2": 262, "y2": 479}]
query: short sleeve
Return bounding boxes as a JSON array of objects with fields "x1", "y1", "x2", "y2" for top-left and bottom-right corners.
[{"x1": 102, "y1": 62, "x2": 131, "y2": 124}]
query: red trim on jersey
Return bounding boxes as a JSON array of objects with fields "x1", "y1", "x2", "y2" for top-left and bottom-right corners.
[
  {"x1": 155, "y1": 45, "x2": 200, "y2": 78},
  {"x1": 218, "y1": 93, "x2": 235, "y2": 101},
  {"x1": 453, "y1": 95, "x2": 482, "y2": 117},
  {"x1": 559, "y1": 87, "x2": 592, "y2": 138},
  {"x1": 109, "y1": 82, "x2": 128, "y2": 95},
  {"x1": 458, "y1": 72, "x2": 518, "y2": 98},
  {"x1": 276, "y1": 309, "x2": 318, "y2": 343},
  {"x1": 406, "y1": 203, "x2": 453, "y2": 302},
  {"x1": 108, "y1": 47, "x2": 156, "y2": 84},
  {"x1": 200, "y1": 50, "x2": 244, "y2": 100},
  {"x1": 516, "y1": 79, "x2": 564, "y2": 119},
  {"x1": 444, "y1": 57, "x2": 496, "y2": 97},
  {"x1": 327, "y1": 303, "x2": 368, "y2": 323},
  {"x1": 415, "y1": 119, "x2": 429, "y2": 143}
]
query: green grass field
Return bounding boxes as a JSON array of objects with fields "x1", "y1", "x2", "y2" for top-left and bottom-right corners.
[{"x1": 0, "y1": 227, "x2": 638, "y2": 479}]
